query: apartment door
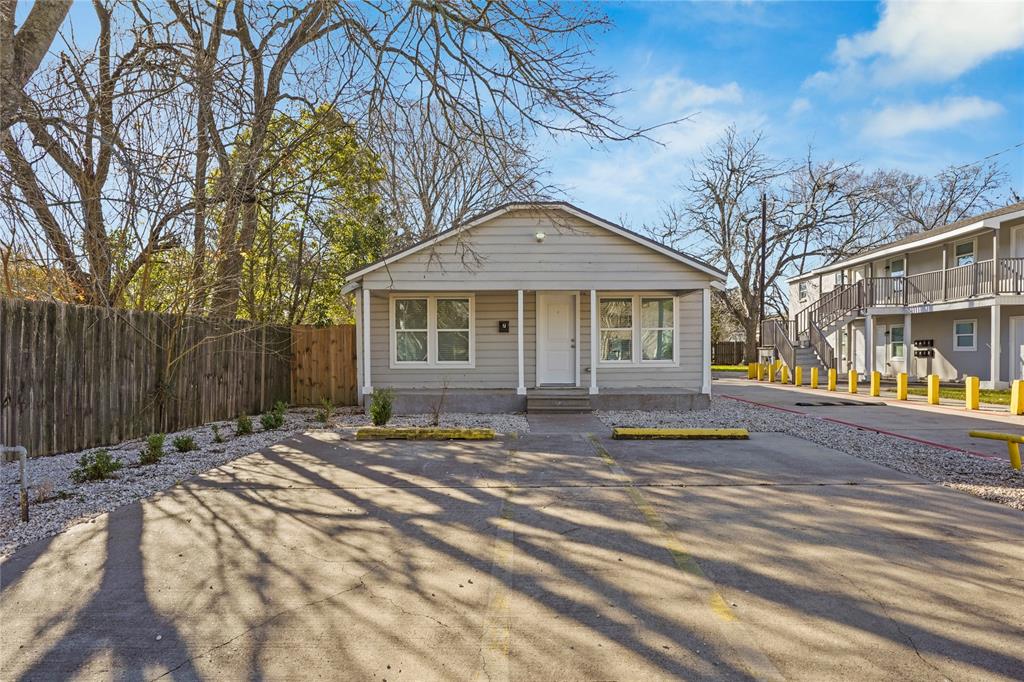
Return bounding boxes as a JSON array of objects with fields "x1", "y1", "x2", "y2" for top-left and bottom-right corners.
[{"x1": 537, "y1": 293, "x2": 576, "y2": 385}]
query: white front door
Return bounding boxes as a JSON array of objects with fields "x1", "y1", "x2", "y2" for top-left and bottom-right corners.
[
  {"x1": 1011, "y1": 316, "x2": 1024, "y2": 381},
  {"x1": 874, "y1": 323, "x2": 887, "y2": 374},
  {"x1": 537, "y1": 293, "x2": 575, "y2": 385}
]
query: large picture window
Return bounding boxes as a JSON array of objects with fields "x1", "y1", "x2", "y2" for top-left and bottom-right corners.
[
  {"x1": 391, "y1": 295, "x2": 474, "y2": 366},
  {"x1": 599, "y1": 295, "x2": 677, "y2": 365}
]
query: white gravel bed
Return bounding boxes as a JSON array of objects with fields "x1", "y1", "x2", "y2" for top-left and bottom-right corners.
[
  {"x1": 2, "y1": 409, "x2": 528, "y2": 558},
  {"x1": 598, "y1": 397, "x2": 1024, "y2": 511}
]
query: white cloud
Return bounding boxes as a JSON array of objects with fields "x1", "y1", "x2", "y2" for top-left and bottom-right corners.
[
  {"x1": 640, "y1": 74, "x2": 743, "y2": 114},
  {"x1": 812, "y1": 0, "x2": 1024, "y2": 86},
  {"x1": 789, "y1": 97, "x2": 811, "y2": 115},
  {"x1": 862, "y1": 96, "x2": 1003, "y2": 138}
]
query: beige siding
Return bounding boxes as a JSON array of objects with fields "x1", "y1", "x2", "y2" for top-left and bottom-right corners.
[
  {"x1": 361, "y1": 210, "x2": 717, "y2": 291},
  {"x1": 368, "y1": 289, "x2": 704, "y2": 391}
]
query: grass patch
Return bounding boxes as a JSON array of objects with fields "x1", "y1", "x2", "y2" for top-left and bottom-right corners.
[
  {"x1": 356, "y1": 427, "x2": 494, "y2": 441},
  {"x1": 904, "y1": 386, "x2": 1010, "y2": 406},
  {"x1": 711, "y1": 364, "x2": 749, "y2": 372}
]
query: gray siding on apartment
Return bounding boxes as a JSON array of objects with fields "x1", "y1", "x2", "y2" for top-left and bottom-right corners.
[
  {"x1": 361, "y1": 210, "x2": 717, "y2": 291},
  {"x1": 367, "y1": 289, "x2": 705, "y2": 391}
]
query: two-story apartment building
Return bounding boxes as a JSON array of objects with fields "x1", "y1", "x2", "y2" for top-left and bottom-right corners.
[{"x1": 773, "y1": 202, "x2": 1024, "y2": 389}]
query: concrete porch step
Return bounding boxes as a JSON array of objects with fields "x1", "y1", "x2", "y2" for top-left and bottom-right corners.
[{"x1": 527, "y1": 387, "x2": 592, "y2": 414}]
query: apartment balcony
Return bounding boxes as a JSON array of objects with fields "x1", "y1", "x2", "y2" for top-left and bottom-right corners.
[{"x1": 862, "y1": 257, "x2": 1024, "y2": 308}]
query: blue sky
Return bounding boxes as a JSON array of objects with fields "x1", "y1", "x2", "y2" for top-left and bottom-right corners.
[{"x1": 545, "y1": 0, "x2": 1024, "y2": 227}]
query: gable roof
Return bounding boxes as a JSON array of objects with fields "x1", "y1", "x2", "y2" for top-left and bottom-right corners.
[
  {"x1": 790, "y1": 201, "x2": 1024, "y2": 283},
  {"x1": 343, "y1": 201, "x2": 726, "y2": 284}
]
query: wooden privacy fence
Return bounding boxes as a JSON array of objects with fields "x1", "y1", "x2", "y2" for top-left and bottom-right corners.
[
  {"x1": 0, "y1": 297, "x2": 292, "y2": 456},
  {"x1": 712, "y1": 341, "x2": 746, "y2": 365},
  {"x1": 291, "y1": 325, "x2": 357, "y2": 406}
]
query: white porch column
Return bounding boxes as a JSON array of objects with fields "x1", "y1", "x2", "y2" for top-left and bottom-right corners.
[
  {"x1": 864, "y1": 313, "x2": 874, "y2": 377},
  {"x1": 903, "y1": 312, "x2": 914, "y2": 379},
  {"x1": 589, "y1": 289, "x2": 599, "y2": 395},
  {"x1": 517, "y1": 289, "x2": 526, "y2": 395},
  {"x1": 991, "y1": 303, "x2": 1002, "y2": 388},
  {"x1": 702, "y1": 287, "x2": 711, "y2": 394},
  {"x1": 362, "y1": 288, "x2": 372, "y2": 394}
]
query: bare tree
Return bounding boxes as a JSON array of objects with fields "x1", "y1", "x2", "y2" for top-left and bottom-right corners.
[
  {"x1": 655, "y1": 127, "x2": 891, "y2": 361},
  {"x1": 875, "y1": 161, "x2": 1009, "y2": 237},
  {"x1": 373, "y1": 103, "x2": 550, "y2": 243},
  {"x1": 0, "y1": 0, "x2": 73, "y2": 132}
]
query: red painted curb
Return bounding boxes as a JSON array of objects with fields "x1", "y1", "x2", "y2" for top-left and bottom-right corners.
[{"x1": 719, "y1": 393, "x2": 1002, "y2": 462}]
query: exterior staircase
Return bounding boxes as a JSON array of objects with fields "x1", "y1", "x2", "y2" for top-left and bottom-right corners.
[
  {"x1": 526, "y1": 387, "x2": 592, "y2": 413},
  {"x1": 794, "y1": 346, "x2": 828, "y2": 375}
]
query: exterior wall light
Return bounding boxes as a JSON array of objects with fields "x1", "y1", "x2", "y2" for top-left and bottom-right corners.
[{"x1": 535, "y1": 232, "x2": 546, "y2": 242}]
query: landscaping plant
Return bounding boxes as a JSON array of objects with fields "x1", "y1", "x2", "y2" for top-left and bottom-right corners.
[
  {"x1": 140, "y1": 433, "x2": 166, "y2": 464},
  {"x1": 260, "y1": 401, "x2": 287, "y2": 430},
  {"x1": 370, "y1": 389, "x2": 394, "y2": 426},
  {"x1": 236, "y1": 414, "x2": 253, "y2": 435},
  {"x1": 70, "y1": 450, "x2": 124, "y2": 483},
  {"x1": 212, "y1": 424, "x2": 225, "y2": 443},
  {"x1": 316, "y1": 396, "x2": 333, "y2": 424},
  {"x1": 172, "y1": 434, "x2": 198, "y2": 452}
]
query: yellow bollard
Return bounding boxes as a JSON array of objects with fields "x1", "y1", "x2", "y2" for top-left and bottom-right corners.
[
  {"x1": 870, "y1": 371, "x2": 881, "y2": 397},
  {"x1": 810, "y1": 367, "x2": 819, "y2": 389},
  {"x1": 827, "y1": 368, "x2": 837, "y2": 392},
  {"x1": 768, "y1": 364, "x2": 775, "y2": 383},
  {"x1": 896, "y1": 372, "x2": 908, "y2": 400},
  {"x1": 747, "y1": 362, "x2": 755, "y2": 379},
  {"x1": 756, "y1": 363, "x2": 764, "y2": 381},
  {"x1": 780, "y1": 364, "x2": 789, "y2": 384},
  {"x1": 927, "y1": 374, "x2": 940, "y2": 405},
  {"x1": 1012, "y1": 442, "x2": 1022, "y2": 471},
  {"x1": 1011, "y1": 380, "x2": 1023, "y2": 416},
  {"x1": 965, "y1": 376, "x2": 979, "y2": 410},
  {"x1": 794, "y1": 366, "x2": 802, "y2": 386},
  {"x1": 848, "y1": 369, "x2": 858, "y2": 394}
]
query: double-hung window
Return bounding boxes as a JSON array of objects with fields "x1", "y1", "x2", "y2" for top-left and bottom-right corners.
[
  {"x1": 392, "y1": 295, "x2": 473, "y2": 366},
  {"x1": 889, "y1": 325, "x2": 905, "y2": 359},
  {"x1": 954, "y1": 241, "x2": 975, "y2": 267},
  {"x1": 599, "y1": 295, "x2": 676, "y2": 364},
  {"x1": 953, "y1": 319, "x2": 976, "y2": 351},
  {"x1": 798, "y1": 281, "x2": 808, "y2": 302}
]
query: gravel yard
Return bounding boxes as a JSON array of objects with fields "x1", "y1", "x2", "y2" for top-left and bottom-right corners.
[
  {"x1": 1, "y1": 409, "x2": 527, "y2": 557},
  {"x1": 598, "y1": 397, "x2": 1024, "y2": 511}
]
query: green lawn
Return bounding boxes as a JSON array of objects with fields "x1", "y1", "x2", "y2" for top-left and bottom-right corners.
[
  {"x1": 903, "y1": 386, "x2": 1011, "y2": 406},
  {"x1": 711, "y1": 364, "x2": 749, "y2": 372}
]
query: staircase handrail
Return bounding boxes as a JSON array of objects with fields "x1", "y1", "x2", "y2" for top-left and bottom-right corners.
[
  {"x1": 762, "y1": 318, "x2": 796, "y2": 370},
  {"x1": 808, "y1": 320, "x2": 835, "y2": 370}
]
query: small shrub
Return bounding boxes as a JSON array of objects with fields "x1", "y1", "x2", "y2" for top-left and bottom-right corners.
[
  {"x1": 260, "y1": 401, "x2": 287, "y2": 430},
  {"x1": 236, "y1": 414, "x2": 253, "y2": 435},
  {"x1": 212, "y1": 424, "x2": 225, "y2": 443},
  {"x1": 369, "y1": 389, "x2": 394, "y2": 426},
  {"x1": 70, "y1": 450, "x2": 123, "y2": 483},
  {"x1": 172, "y1": 434, "x2": 198, "y2": 452},
  {"x1": 139, "y1": 433, "x2": 165, "y2": 465},
  {"x1": 316, "y1": 396, "x2": 333, "y2": 424}
]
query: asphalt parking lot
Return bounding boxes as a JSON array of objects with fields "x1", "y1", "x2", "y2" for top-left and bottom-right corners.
[{"x1": 2, "y1": 427, "x2": 1023, "y2": 680}]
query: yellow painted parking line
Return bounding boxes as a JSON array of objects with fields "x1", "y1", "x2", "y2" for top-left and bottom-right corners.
[{"x1": 587, "y1": 436, "x2": 785, "y2": 681}]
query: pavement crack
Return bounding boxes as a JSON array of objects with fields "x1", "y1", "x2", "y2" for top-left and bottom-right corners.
[{"x1": 151, "y1": 565, "x2": 382, "y2": 681}]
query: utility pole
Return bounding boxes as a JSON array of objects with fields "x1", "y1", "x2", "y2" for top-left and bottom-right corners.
[{"x1": 759, "y1": 192, "x2": 767, "y2": 348}]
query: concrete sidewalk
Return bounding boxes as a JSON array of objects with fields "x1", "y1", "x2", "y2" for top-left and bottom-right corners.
[
  {"x1": 2, "y1": 428, "x2": 1023, "y2": 680},
  {"x1": 716, "y1": 376, "x2": 1023, "y2": 459}
]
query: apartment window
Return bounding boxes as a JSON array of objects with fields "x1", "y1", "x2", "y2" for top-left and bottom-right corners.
[
  {"x1": 640, "y1": 298, "x2": 674, "y2": 361},
  {"x1": 889, "y1": 325, "x2": 904, "y2": 358},
  {"x1": 599, "y1": 295, "x2": 677, "y2": 364},
  {"x1": 887, "y1": 257, "x2": 905, "y2": 278},
  {"x1": 798, "y1": 281, "x2": 808, "y2": 302},
  {"x1": 953, "y1": 319, "x2": 976, "y2": 352},
  {"x1": 954, "y1": 241, "x2": 975, "y2": 267},
  {"x1": 392, "y1": 296, "x2": 473, "y2": 366},
  {"x1": 835, "y1": 271, "x2": 846, "y2": 286}
]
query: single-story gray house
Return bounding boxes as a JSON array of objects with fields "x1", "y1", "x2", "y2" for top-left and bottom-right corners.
[{"x1": 342, "y1": 202, "x2": 726, "y2": 413}]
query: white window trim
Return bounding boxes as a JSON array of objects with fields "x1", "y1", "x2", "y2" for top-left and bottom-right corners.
[
  {"x1": 597, "y1": 294, "x2": 679, "y2": 367},
  {"x1": 798, "y1": 282, "x2": 808, "y2": 302},
  {"x1": 953, "y1": 238, "x2": 977, "y2": 268},
  {"x1": 389, "y1": 294, "x2": 476, "y2": 368},
  {"x1": 889, "y1": 324, "x2": 905, "y2": 359},
  {"x1": 953, "y1": 318, "x2": 977, "y2": 352}
]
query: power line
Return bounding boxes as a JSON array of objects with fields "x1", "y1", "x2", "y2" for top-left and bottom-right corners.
[{"x1": 950, "y1": 139, "x2": 1024, "y2": 171}]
